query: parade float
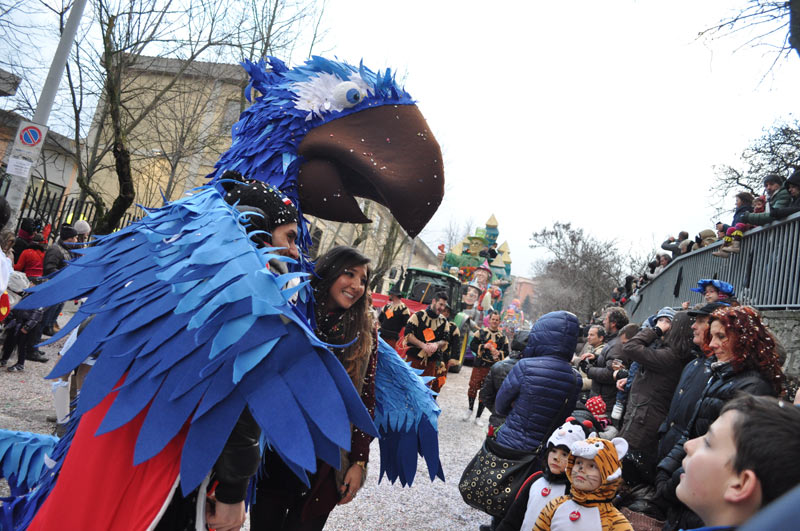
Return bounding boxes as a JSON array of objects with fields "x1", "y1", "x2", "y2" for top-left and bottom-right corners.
[{"x1": 373, "y1": 214, "x2": 519, "y2": 372}]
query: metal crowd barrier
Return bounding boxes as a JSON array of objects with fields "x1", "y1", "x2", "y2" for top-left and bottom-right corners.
[{"x1": 625, "y1": 210, "x2": 800, "y2": 322}]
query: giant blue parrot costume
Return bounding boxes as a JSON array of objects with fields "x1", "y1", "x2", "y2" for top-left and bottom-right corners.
[{"x1": 0, "y1": 56, "x2": 445, "y2": 530}]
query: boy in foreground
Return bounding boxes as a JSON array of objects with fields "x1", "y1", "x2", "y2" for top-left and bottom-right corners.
[{"x1": 676, "y1": 394, "x2": 800, "y2": 530}]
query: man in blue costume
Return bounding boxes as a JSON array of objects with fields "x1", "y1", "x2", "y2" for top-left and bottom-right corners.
[{"x1": 4, "y1": 56, "x2": 446, "y2": 530}]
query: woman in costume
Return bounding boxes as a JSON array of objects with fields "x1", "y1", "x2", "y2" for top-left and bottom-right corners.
[{"x1": 250, "y1": 245, "x2": 378, "y2": 530}]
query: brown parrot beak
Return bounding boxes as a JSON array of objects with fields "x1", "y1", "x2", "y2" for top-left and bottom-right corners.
[{"x1": 296, "y1": 104, "x2": 444, "y2": 238}]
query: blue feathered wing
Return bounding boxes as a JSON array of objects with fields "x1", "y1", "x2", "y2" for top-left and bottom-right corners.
[
  {"x1": 12, "y1": 187, "x2": 377, "y2": 508},
  {"x1": 374, "y1": 338, "x2": 444, "y2": 485}
]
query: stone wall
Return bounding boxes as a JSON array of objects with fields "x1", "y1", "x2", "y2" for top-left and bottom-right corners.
[{"x1": 762, "y1": 310, "x2": 800, "y2": 379}]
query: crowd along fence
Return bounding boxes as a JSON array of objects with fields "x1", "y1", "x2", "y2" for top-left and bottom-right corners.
[
  {"x1": 625, "y1": 211, "x2": 800, "y2": 322},
  {"x1": 5, "y1": 184, "x2": 142, "y2": 240}
]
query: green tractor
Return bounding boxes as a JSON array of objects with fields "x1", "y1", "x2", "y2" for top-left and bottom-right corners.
[{"x1": 373, "y1": 267, "x2": 474, "y2": 373}]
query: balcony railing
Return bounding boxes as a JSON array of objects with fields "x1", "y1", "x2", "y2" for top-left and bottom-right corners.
[{"x1": 625, "y1": 210, "x2": 800, "y2": 323}]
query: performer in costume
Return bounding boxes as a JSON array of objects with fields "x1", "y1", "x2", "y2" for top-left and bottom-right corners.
[
  {"x1": 438, "y1": 302, "x2": 461, "y2": 390},
  {"x1": 155, "y1": 175, "x2": 300, "y2": 530},
  {"x1": 377, "y1": 285, "x2": 410, "y2": 351},
  {"x1": 404, "y1": 292, "x2": 450, "y2": 394},
  {"x1": 463, "y1": 312, "x2": 509, "y2": 425},
  {"x1": 3, "y1": 56, "x2": 446, "y2": 530},
  {"x1": 251, "y1": 246, "x2": 377, "y2": 530}
]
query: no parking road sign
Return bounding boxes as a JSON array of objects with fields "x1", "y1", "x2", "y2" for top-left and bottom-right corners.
[
  {"x1": 6, "y1": 120, "x2": 49, "y2": 178},
  {"x1": 19, "y1": 125, "x2": 44, "y2": 147}
]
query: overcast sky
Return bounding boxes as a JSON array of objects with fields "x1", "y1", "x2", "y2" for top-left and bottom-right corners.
[
  {"x1": 314, "y1": 1, "x2": 800, "y2": 276},
  {"x1": 6, "y1": 2, "x2": 799, "y2": 278}
]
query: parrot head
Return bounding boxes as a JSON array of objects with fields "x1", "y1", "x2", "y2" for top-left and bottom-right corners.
[{"x1": 210, "y1": 56, "x2": 444, "y2": 241}]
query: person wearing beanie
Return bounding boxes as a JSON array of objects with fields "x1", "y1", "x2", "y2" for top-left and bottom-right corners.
[
  {"x1": 40, "y1": 225, "x2": 80, "y2": 337},
  {"x1": 144, "y1": 173, "x2": 303, "y2": 530},
  {"x1": 769, "y1": 167, "x2": 800, "y2": 219},
  {"x1": 740, "y1": 173, "x2": 791, "y2": 226},
  {"x1": 584, "y1": 395, "x2": 617, "y2": 439},
  {"x1": 534, "y1": 437, "x2": 633, "y2": 530},
  {"x1": 220, "y1": 171, "x2": 299, "y2": 258},
  {"x1": 496, "y1": 420, "x2": 591, "y2": 531},
  {"x1": 73, "y1": 220, "x2": 92, "y2": 243},
  {"x1": 12, "y1": 218, "x2": 39, "y2": 262}
]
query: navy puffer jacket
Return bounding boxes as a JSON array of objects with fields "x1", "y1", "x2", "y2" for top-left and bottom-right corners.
[{"x1": 495, "y1": 311, "x2": 581, "y2": 452}]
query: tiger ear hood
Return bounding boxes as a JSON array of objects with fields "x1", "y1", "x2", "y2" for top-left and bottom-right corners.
[{"x1": 566, "y1": 437, "x2": 629, "y2": 499}]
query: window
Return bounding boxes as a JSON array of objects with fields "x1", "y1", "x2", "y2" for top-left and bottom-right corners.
[{"x1": 219, "y1": 100, "x2": 241, "y2": 135}]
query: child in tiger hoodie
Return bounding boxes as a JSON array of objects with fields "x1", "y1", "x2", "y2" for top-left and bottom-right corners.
[{"x1": 533, "y1": 437, "x2": 632, "y2": 531}]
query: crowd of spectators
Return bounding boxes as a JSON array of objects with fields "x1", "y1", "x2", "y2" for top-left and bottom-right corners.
[
  {"x1": 472, "y1": 273, "x2": 798, "y2": 531},
  {"x1": 611, "y1": 168, "x2": 800, "y2": 305},
  {"x1": 1, "y1": 217, "x2": 91, "y2": 371},
  {"x1": 556, "y1": 295, "x2": 795, "y2": 530}
]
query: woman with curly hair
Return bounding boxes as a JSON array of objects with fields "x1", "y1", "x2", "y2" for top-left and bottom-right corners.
[
  {"x1": 656, "y1": 306, "x2": 784, "y2": 531},
  {"x1": 250, "y1": 246, "x2": 378, "y2": 530}
]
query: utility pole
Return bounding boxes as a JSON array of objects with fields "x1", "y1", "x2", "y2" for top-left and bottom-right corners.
[{"x1": 5, "y1": 0, "x2": 89, "y2": 227}]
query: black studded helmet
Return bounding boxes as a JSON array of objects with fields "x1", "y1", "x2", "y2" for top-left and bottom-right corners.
[{"x1": 219, "y1": 171, "x2": 298, "y2": 245}]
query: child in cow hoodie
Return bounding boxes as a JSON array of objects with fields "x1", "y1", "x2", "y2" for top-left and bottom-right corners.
[
  {"x1": 496, "y1": 419, "x2": 590, "y2": 531},
  {"x1": 534, "y1": 437, "x2": 633, "y2": 531}
]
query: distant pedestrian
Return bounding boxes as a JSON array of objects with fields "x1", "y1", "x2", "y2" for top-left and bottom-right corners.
[
  {"x1": 41, "y1": 225, "x2": 78, "y2": 336},
  {"x1": 464, "y1": 312, "x2": 509, "y2": 426},
  {"x1": 378, "y1": 286, "x2": 410, "y2": 351},
  {"x1": 14, "y1": 233, "x2": 46, "y2": 280},
  {"x1": 1, "y1": 306, "x2": 45, "y2": 371}
]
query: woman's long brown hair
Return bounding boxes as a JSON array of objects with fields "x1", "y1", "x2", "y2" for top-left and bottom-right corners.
[{"x1": 312, "y1": 246, "x2": 374, "y2": 386}]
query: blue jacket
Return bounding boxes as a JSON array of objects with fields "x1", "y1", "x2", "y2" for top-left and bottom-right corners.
[{"x1": 495, "y1": 311, "x2": 581, "y2": 452}]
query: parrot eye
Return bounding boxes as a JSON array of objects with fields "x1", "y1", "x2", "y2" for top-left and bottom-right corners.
[
  {"x1": 346, "y1": 88, "x2": 361, "y2": 104},
  {"x1": 333, "y1": 81, "x2": 365, "y2": 109}
]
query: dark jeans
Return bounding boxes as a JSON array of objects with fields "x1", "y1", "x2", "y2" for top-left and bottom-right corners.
[
  {"x1": 42, "y1": 302, "x2": 64, "y2": 329},
  {"x1": 1, "y1": 326, "x2": 39, "y2": 366}
]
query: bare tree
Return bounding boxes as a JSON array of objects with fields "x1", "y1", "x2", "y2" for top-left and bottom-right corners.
[
  {"x1": 528, "y1": 222, "x2": 624, "y2": 322},
  {"x1": 710, "y1": 118, "x2": 800, "y2": 218},
  {"x1": 441, "y1": 217, "x2": 466, "y2": 251},
  {"x1": 0, "y1": 1, "x2": 57, "y2": 116},
  {"x1": 132, "y1": 64, "x2": 246, "y2": 206},
  {"x1": 699, "y1": 1, "x2": 798, "y2": 64},
  {"x1": 351, "y1": 202, "x2": 372, "y2": 249},
  {"x1": 369, "y1": 216, "x2": 407, "y2": 293}
]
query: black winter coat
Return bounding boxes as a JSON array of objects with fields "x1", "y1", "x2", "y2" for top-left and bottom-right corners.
[
  {"x1": 587, "y1": 332, "x2": 623, "y2": 408},
  {"x1": 213, "y1": 408, "x2": 262, "y2": 503},
  {"x1": 480, "y1": 354, "x2": 520, "y2": 427},
  {"x1": 656, "y1": 360, "x2": 776, "y2": 531},
  {"x1": 656, "y1": 350, "x2": 711, "y2": 462},
  {"x1": 658, "y1": 361, "x2": 775, "y2": 478}
]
